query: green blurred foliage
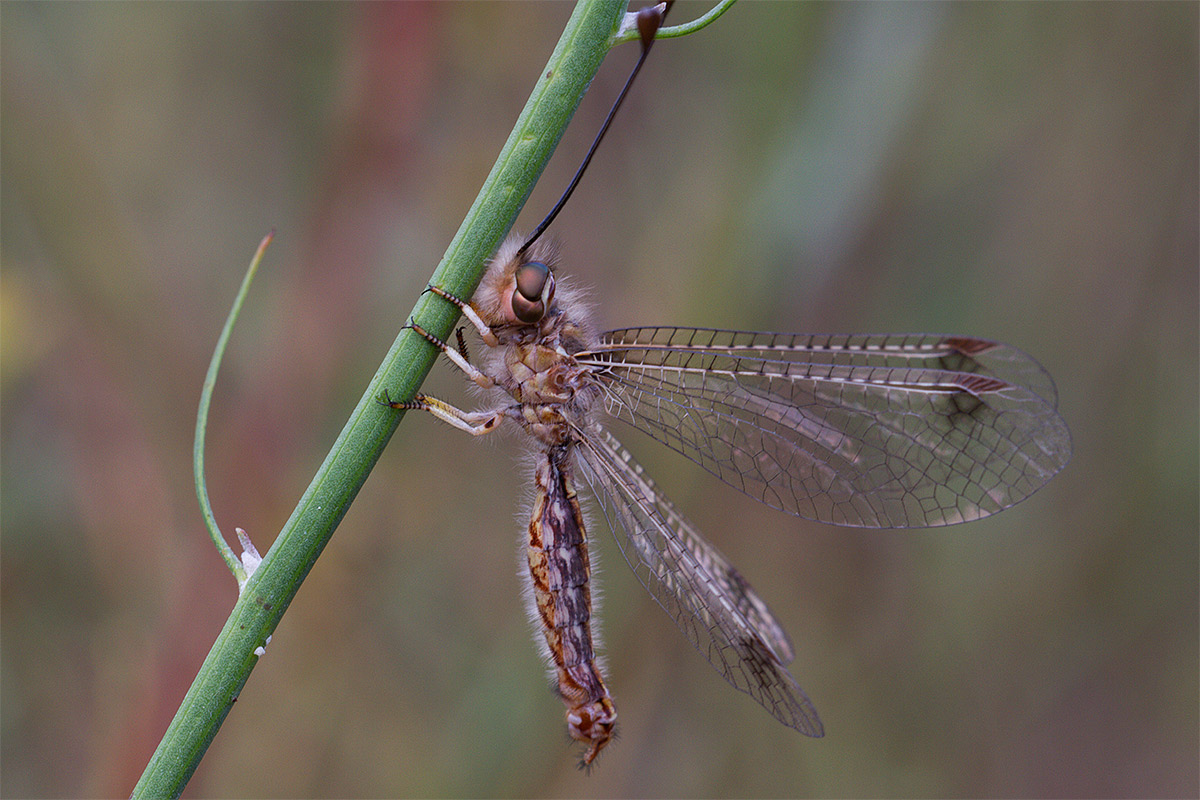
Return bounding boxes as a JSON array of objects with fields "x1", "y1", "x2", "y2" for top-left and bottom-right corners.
[{"x1": 2, "y1": 2, "x2": 1196, "y2": 797}]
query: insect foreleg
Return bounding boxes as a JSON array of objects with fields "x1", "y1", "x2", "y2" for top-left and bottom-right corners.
[
  {"x1": 380, "y1": 392, "x2": 505, "y2": 436},
  {"x1": 408, "y1": 321, "x2": 494, "y2": 389},
  {"x1": 427, "y1": 284, "x2": 499, "y2": 347}
]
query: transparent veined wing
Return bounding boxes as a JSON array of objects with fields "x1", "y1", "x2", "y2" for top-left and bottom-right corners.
[
  {"x1": 576, "y1": 328, "x2": 1072, "y2": 528},
  {"x1": 575, "y1": 425, "x2": 823, "y2": 736}
]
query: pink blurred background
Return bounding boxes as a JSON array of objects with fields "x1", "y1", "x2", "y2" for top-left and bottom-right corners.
[{"x1": 2, "y1": 2, "x2": 1196, "y2": 797}]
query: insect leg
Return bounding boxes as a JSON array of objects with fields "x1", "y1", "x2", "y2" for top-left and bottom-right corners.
[
  {"x1": 427, "y1": 284, "x2": 499, "y2": 347},
  {"x1": 379, "y1": 391, "x2": 505, "y2": 436},
  {"x1": 454, "y1": 328, "x2": 470, "y2": 364},
  {"x1": 408, "y1": 321, "x2": 495, "y2": 389}
]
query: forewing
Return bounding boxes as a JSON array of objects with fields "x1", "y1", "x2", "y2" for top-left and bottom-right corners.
[
  {"x1": 577, "y1": 328, "x2": 1072, "y2": 528},
  {"x1": 575, "y1": 425, "x2": 823, "y2": 737}
]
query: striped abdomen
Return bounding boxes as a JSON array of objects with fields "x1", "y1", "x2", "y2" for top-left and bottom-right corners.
[{"x1": 526, "y1": 446, "x2": 615, "y2": 765}]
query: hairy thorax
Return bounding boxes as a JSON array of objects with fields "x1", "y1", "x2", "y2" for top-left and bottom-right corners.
[{"x1": 485, "y1": 313, "x2": 600, "y2": 449}]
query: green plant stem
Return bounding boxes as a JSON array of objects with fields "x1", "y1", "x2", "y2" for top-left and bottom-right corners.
[
  {"x1": 194, "y1": 232, "x2": 275, "y2": 584},
  {"x1": 132, "y1": 2, "x2": 626, "y2": 796},
  {"x1": 612, "y1": 0, "x2": 735, "y2": 44}
]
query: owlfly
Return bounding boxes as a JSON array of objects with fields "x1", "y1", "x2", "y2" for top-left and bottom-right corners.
[{"x1": 382, "y1": 4, "x2": 1071, "y2": 766}]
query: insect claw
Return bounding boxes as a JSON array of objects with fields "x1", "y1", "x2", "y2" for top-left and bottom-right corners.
[
  {"x1": 377, "y1": 389, "x2": 406, "y2": 409},
  {"x1": 378, "y1": 389, "x2": 426, "y2": 411}
]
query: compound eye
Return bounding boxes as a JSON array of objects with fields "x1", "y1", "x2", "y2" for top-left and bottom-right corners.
[
  {"x1": 511, "y1": 294, "x2": 544, "y2": 323},
  {"x1": 512, "y1": 261, "x2": 555, "y2": 323},
  {"x1": 515, "y1": 261, "x2": 550, "y2": 302}
]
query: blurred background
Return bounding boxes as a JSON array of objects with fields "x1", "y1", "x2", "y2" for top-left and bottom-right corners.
[{"x1": 2, "y1": 2, "x2": 1196, "y2": 797}]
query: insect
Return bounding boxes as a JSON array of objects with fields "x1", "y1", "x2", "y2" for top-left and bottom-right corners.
[{"x1": 382, "y1": 4, "x2": 1071, "y2": 766}]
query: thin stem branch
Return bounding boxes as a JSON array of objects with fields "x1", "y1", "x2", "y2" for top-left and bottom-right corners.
[
  {"x1": 131, "y1": 2, "x2": 626, "y2": 796},
  {"x1": 612, "y1": 0, "x2": 735, "y2": 44},
  {"x1": 194, "y1": 231, "x2": 275, "y2": 583}
]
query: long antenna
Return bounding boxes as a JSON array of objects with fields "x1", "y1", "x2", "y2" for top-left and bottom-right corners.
[{"x1": 517, "y1": 2, "x2": 672, "y2": 257}]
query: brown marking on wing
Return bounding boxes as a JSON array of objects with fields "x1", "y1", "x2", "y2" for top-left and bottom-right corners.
[{"x1": 941, "y1": 335, "x2": 996, "y2": 357}]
